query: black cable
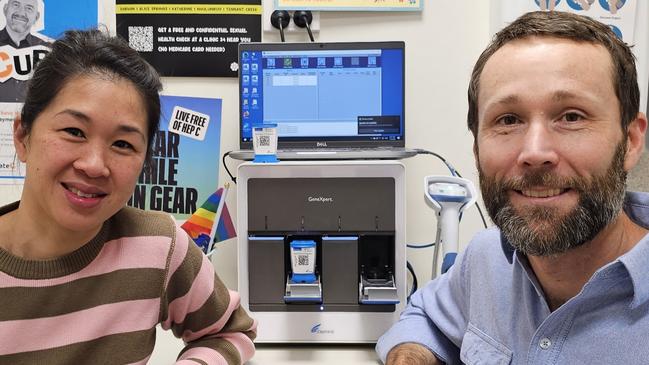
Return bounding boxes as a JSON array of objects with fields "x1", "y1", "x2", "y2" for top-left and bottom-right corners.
[
  {"x1": 222, "y1": 151, "x2": 237, "y2": 184},
  {"x1": 304, "y1": 21, "x2": 314, "y2": 42},
  {"x1": 407, "y1": 242, "x2": 435, "y2": 249},
  {"x1": 452, "y1": 169, "x2": 488, "y2": 229},
  {"x1": 414, "y1": 148, "x2": 457, "y2": 177},
  {"x1": 293, "y1": 11, "x2": 315, "y2": 42},
  {"x1": 414, "y1": 148, "x2": 488, "y2": 229},
  {"x1": 278, "y1": 22, "x2": 286, "y2": 42},
  {"x1": 271, "y1": 10, "x2": 289, "y2": 43},
  {"x1": 406, "y1": 260, "x2": 418, "y2": 302}
]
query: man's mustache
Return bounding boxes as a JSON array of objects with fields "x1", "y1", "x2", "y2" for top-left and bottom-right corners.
[
  {"x1": 11, "y1": 14, "x2": 30, "y2": 23},
  {"x1": 498, "y1": 171, "x2": 583, "y2": 192}
]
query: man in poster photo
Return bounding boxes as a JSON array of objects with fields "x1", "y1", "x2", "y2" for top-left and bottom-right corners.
[
  {"x1": 0, "y1": 0, "x2": 46, "y2": 47},
  {"x1": 0, "y1": 0, "x2": 49, "y2": 102}
]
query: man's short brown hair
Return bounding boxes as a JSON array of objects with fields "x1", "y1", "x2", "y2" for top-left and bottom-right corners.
[{"x1": 467, "y1": 11, "x2": 639, "y2": 137}]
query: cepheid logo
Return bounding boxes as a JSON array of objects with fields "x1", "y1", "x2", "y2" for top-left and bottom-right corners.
[
  {"x1": 0, "y1": 45, "x2": 50, "y2": 83},
  {"x1": 310, "y1": 323, "x2": 334, "y2": 334}
]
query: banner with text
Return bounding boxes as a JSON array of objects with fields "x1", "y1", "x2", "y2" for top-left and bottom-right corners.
[
  {"x1": 275, "y1": 0, "x2": 422, "y2": 11},
  {"x1": 127, "y1": 95, "x2": 222, "y2": 220},
  {"x1": 116, "y1": 1, "x2": 262, "y2": 77},
  {"x1": 494, "y1": 0, "x2": 637, "y2": 42}
]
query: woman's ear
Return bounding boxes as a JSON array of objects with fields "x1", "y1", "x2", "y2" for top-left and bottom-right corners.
[{"x1": 13, "y1": 117, "x2": 29, "y2": 163}]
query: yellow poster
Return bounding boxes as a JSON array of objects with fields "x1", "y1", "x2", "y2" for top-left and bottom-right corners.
[{"x1": 275, "y1": 0, "x2": 422, "y2": 11}]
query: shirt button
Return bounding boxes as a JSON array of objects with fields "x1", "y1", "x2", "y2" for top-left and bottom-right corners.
[{"x1": 539, "y1": 338, "x2": 552, "y2": 350}]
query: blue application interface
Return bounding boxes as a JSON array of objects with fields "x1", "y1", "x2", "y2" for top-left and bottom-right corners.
[{"x1": 239, "y1": 47, "x2": 404, "y2": 142}]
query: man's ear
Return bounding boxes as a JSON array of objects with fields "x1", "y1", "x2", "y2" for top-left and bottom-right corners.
[
  {"x1": 623, "y1": 112, "x2": 648, "y2": 172},
  {"x1": 13, "y1": 117, "x2": 29, "y2": 163}
]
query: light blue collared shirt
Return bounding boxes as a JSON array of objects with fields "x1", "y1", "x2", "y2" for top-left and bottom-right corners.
[{"x1": 377, "y1": 192, "x2": 649, "y2": 364}]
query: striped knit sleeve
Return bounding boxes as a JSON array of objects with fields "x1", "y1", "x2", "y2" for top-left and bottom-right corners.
[{"x1": 160, "y1": 225, "x2": 257, "y2": 365}]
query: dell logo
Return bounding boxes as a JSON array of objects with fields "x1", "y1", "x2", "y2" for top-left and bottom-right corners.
[{"x1": 316, "y1": 141, "x2": 327, "y2": 147}]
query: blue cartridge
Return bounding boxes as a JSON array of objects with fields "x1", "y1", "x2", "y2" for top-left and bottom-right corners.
[{"x1": 289, "y1": 240, "x2": 317, "y2": 283}]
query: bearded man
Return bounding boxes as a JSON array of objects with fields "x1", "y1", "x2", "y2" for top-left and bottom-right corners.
[{"x1": 377, "y1": 10, "x2": 649, "y2": 365}]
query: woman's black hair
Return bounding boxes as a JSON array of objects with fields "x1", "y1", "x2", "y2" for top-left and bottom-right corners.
[{"x1": 21, "y1": 29, "x2": 162, "y2": 167}]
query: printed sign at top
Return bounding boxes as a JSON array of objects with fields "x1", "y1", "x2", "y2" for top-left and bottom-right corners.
[
  {"x1": 275, "y1": 0, "x2": 422, "y2": 11},
  {"x1": 115, "y1": 0, "x2": 262, "y2": 77}
]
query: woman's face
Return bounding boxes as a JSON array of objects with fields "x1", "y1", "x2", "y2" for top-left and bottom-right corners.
[{"x1": 14, "y1": 74, "x2": 148, "y2": 234}]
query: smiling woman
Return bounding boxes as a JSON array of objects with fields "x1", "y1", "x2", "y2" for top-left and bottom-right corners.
[{"x1": 0, "y1": 29, "x2": 256, "y2": 364}]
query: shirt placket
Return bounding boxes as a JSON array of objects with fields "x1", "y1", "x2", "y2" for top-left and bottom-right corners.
[{"x1": 525, "y1": 270, "x2": 613, "y2": 365}]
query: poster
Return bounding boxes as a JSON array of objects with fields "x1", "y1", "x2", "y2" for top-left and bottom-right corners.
[
  {"x1": 0, "y1": 102, "x2": 20, "y2": 183},
  {"x1": 275, "y1": 0, "x2": 422, "y2": 11},
  {"x1": 0, "y1": 0, "x2": 97, "y2": 103},
  {"x1": 0, "y1": 0, "x2": 97, "y2": 182},
  {"x1": 127, "y1": 95, "x2": 223, "y2": 221},
  {"x1": 115, "y1": 1, "x2": 262, "y2": 77},
  {"x1": 495, "y1": 0, "x2": 637, "y2": 42}
]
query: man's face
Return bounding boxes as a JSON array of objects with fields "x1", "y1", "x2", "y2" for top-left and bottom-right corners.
[
  {"x1": 475, "y1": 36, "x2": 630, "y2": 256},
  {"x1": 4, "y1": 0, "x2": 39, "y2": 35}
]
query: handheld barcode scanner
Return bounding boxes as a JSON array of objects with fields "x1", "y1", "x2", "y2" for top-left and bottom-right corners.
[{"x1": 424, "y1": 175, "x2": 477, "y2": 279}]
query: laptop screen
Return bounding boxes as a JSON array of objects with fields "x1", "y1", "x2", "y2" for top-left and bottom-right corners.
[{"x1": 238, "y1": 41, "x2": 405, "y2": 149}]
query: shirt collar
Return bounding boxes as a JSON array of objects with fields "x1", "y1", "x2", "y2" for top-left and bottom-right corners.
[
  {"x1": 618, "y1": 234, "x2": 649, "y2": 309},
  {"x1": 620, "y1": 191, "x2": 649, "y2": 309},
  {"x1": 499, "y1": 234, "x2": 547, "y2": 298},
  {"x1": 506, "y1": 236, "x2": 649, "y2": 310}
]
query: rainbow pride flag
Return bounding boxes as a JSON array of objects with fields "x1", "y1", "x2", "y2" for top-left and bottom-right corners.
[{"x1": 181, "y1": 185, "x2": 236, "y2": 253}]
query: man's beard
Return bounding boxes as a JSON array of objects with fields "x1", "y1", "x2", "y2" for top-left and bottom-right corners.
[{"x1": 478, "y1": 142, "x2": 627, "y2": 257}]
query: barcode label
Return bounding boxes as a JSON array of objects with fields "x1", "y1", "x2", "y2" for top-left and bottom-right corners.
[
  {"x1": 297, "y1": 255, "x2": 309, "y2": 267},
  {"x1": 258, "y1": 135, "x2": 270, "y2": 146}
]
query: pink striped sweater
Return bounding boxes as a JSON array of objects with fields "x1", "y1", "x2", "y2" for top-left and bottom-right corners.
[{"x1": 0, "y1": 203, "x2": 256, "y2": 364}]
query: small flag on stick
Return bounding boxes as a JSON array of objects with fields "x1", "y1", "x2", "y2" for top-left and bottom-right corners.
[{"x1": 181, "y1": 183, "x2": 236, "y2": 254}]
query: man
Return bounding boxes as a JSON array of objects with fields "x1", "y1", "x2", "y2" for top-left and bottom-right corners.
[
  {"x1": 0, "y1": 0, "x2": 49, "y2": 102},
  {"x1": 0, "y1": 0, "x2": 43, "y2": 48},
  {"x1": 377, "y1": 11, "x2": 648, "y2": 365}
]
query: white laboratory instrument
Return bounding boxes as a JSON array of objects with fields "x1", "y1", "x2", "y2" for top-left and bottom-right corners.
[{"x1": 238, "y1": 161, "x2": 407, "y2": 343}]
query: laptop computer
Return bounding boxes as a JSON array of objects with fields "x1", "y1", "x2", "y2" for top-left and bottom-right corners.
[{"x1": 229, "y1": 41, "x2": 417, "y2": 161}]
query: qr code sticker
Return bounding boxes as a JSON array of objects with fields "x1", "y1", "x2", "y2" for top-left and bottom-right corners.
[
  {"x1": 258, "y1": 135, "x2": 270, "y2": 146},
  {"x1": 128, "y1": 26, "x2": 153, "y2": 52},
  {"x1": 297, "y1": 255, "x2": 309, "y2": 266}
]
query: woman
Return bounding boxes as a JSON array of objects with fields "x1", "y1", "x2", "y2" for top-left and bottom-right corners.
[{"x1": 0, "y1": 29, "x2": 256, "y2": 364}]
